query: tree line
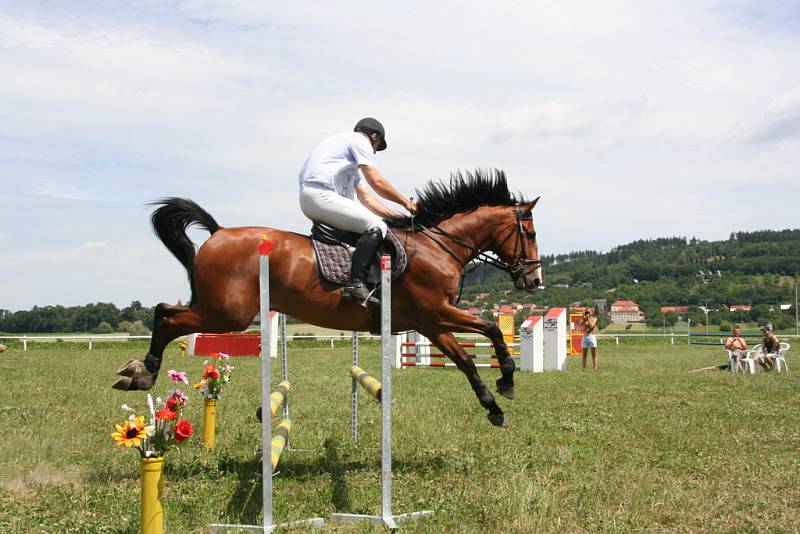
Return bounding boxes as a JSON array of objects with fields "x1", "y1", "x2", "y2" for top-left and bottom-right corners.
[
  {"x1": 462, "y1": 229, "x2": 800, "y2": 330},
  {"x1": 0, "y1": 301, "x2": 154, "y2": 334}
]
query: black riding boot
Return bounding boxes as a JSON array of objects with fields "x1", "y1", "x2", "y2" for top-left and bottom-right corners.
[{"x1": 342, "y1": 227, "x2": 383, "y2": 306}]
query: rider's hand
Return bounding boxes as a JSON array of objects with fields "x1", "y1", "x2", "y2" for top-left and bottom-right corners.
[{"x1": 405, "y1": 199, "x2": 418, "y2": 214}]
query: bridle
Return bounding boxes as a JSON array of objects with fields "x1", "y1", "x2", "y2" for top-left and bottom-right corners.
[{"x1": 416, "y1": 204, "x2": 541, "y2": 287}]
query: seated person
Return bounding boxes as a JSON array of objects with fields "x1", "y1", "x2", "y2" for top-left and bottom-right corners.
[
  {"x1": 756, "y1": 324, "x2": 780, "y2": 371},
  {"x1": 724, "y1": 326, "x2": 748, "y2": 372}
]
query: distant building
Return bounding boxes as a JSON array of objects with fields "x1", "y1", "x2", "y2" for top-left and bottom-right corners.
[
  {"x1": 729, "y1": 305, "x2": 752, "y2": 312},
  {"x1": 660, "y1": 306, "x2": 688, "y2": 314},
  {"x1": 593, "y1": 299, "x2": 607, "y2": 313},
  {"x1": 467, "y1": 306, "x2": 482, "y2": 317},
  {"x1": 610, "y1": 300, "x2": 645, "y2": 324}
]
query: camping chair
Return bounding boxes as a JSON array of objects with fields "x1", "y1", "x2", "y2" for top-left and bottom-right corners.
[
  {"x1": 728, "y1": 344, "x2": 757, "y2": 374},
  {"x1": 774, "y1": 342, "x2": 790, "y2": 373}
]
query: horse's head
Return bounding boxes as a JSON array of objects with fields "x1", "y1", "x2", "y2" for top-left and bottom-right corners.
[{"x1": 492, "y1": 198, "x2": 542, "y2": 292}]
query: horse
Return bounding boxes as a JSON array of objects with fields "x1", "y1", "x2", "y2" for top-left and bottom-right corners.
[{"x1": 113, "y1": 169, "x2": 542, "y2": 428}]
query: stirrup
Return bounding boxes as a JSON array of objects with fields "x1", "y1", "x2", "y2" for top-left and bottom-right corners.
[{"x1": 342, "y1": 282, "x2": 379, "y2": 307}]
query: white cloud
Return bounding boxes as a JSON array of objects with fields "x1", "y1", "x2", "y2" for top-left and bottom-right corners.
[
  {"x1": 746, "y1": 87, "x2": 800, "y2": 144},
  {"x1": 30, "y1": 181, "x2": 96, "y2": 201},
  {"x1": 1, "y1": 1, "x2": 799, "y2": 310}
]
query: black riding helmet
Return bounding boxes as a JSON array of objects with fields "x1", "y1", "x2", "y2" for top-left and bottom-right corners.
[{"x1": 354, "y1": 117, "x2": 387, "y2": 151}]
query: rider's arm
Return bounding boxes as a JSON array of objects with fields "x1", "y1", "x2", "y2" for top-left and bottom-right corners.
[
  {"x1": 356, "y1": 184, "x2": 401, "y2": 219},
  {"x1": 359, "y1": 164, "x2": 416, "y2": 212}
]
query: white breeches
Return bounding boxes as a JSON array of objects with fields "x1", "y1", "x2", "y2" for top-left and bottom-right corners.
[{"x1": 299, "y1": 187, "x2": 387, "y2": 237}]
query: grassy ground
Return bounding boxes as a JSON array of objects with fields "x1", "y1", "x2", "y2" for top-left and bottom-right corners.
[{"x1": 0, "y1": 340, "x2": 797, "y2": 533}]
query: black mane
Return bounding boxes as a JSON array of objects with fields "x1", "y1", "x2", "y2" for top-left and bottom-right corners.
[{"x1": 388, "y1": 168, "x2": 526, "y2": 228}]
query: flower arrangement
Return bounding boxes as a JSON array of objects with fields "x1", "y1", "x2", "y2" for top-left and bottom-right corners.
[
  {"x1": 194, "y1": 353, "x2": 234, "y2": 400},
  {"x1": 112, "y1": 369, "x2": 194, "y2": 457}
]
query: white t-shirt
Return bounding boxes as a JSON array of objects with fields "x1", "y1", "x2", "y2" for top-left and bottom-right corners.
[{"x1": 298, "y1": 132, "x2": 376, "y2": 199}]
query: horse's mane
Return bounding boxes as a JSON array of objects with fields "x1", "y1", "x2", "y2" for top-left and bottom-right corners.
[{"x1": 387, "y1": 168, "x2": 526, "y2": 228}]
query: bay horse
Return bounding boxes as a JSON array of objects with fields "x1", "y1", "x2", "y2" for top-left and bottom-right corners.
[{"x1": 113, "y1": 169, "x2": 542, "y2": 428}]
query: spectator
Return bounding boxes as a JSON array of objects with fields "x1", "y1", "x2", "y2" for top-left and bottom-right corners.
[
  {"x1": 757, "y1": 324, "x2": 780, "y2": 371},
  {"x1": 580, "y1": 308, "x2": 599, "y2": 371},
  {"x1": 724, "y1": 326, "x2": 748, "y2": 372}
]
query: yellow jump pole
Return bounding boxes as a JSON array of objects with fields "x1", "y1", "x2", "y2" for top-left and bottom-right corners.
[
  {"x1": 270, "y1": 419, "x2": 292, "y2": 470},
  {"x1": 269, "y1": 381, "x2": 291, "y2": 418},
  {"x1": 350, "y1": 366, "x2": 382, "y2": 402}
]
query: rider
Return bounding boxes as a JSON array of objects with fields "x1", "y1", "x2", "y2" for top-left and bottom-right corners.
[{"x1": 298, "y1": 118, "x2": 417, "y2": 305}]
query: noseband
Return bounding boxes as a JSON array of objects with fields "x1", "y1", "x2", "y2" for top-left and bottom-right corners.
[{"x1": 507, "y1": 206, "x2": 541, "y2": 284}]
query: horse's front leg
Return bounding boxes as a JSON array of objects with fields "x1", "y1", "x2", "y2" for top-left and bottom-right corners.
[
  {"x1": 424, "y1": 306, "x2": 516, "y2": 400},
  {"x1": 428, "y1": 332, "x2": 509, "y2": 428},
  {"x1": 484, "y1": 323, "x2": 516, "y2": 400}
]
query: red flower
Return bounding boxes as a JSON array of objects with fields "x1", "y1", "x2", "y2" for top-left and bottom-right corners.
[
  {"x1": 175, "y1": 419, "x2": 193, "y2": 443},
  {"x1": 203, "y1": 364, "x2": 220, "y2": 379},
  {"x1": 209, "y1": 352, "x2": 222, "y2": 359},
  {"x1": 156, "y1": 407, "x2": 178, "y2": 420}
]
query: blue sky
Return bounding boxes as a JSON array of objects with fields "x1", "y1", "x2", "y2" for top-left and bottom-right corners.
[{"x1": 2, "y1": 1, "x2": 799, "y2": 311}]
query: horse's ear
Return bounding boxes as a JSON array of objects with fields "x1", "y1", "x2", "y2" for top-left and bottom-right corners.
[{"x1": 528, "y1": 197, "x2": 541, "y2": 211}]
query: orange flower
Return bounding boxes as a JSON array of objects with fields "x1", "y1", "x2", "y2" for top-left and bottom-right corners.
[
  {"x1": 203, "y1": 364, "x2": 220, "y2": 379},
  {"x1": 156, "y1": 407, "x2": 178, "y2": 420}
]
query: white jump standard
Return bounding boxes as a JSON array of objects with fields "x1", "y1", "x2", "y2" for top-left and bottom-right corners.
[
  {"x1": 208, "y1": 239, "x2": 323, "y2": 533},
  {"x1": 331, "y1": 255, "x2": 434, "y2": 528}
]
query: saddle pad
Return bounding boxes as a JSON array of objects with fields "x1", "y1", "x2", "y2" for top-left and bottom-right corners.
[{"x1": 311, "y1": 230, "x2": 408, "y2": 285}]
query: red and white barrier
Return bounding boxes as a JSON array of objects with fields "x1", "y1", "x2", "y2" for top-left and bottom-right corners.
[
  {"x1": 395, "y1": 314, "x2": 560, "y2": 373},
  {"x1": 186, "y1": 311, "x2": 279, "y2": 357}
]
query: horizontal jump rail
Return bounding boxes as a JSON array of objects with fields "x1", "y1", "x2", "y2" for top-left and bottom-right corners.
[
  {"x1": 401, "y1": 362, "x2": 502, "y2": 368},
  {"x1": 401, "y1": 341, "x2": 519, "y2": 348},
  {"x1": 400, "y1": 352, "x2": 519, "y2": 360}
]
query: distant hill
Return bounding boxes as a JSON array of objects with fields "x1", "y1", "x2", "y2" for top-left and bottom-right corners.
[{"x1": 462, "y1": 229, "x2": 800, "y2": 330}]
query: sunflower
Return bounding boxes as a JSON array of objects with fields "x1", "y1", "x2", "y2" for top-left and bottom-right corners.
[{"x1": 112, "y1": 416, "x2": 149, "y2": 448}]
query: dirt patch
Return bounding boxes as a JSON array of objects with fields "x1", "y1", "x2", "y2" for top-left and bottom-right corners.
[{"x1": 1, "y1": 462, "x2": 77, "y2": 493}]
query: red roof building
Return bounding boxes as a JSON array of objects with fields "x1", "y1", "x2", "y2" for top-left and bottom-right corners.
[
  {"x1": 610, "y1": 300, "x2": 645, "y2": 324},
  {"x1": 660, "y1": 306, "x2": 688, "y2": 313}
]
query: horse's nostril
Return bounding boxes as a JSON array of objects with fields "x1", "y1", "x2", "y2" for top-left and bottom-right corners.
[{"x1": 534, "y1": 278, "x2": 541, "y2": 286}]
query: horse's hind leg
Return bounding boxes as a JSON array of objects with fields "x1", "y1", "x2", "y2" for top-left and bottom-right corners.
[
  {"x1": 112, "y1": 303, "x2": 207, "y2": 391},
  {"x1": 429, "y1": 332, "x2": 509, "y2": 428}
]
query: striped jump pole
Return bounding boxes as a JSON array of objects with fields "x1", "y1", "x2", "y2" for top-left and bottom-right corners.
[
  {"x1": 332, "y1": 255, "x2": 433, "y2": 529},
  {"x1": 350, "y1": 365, "x2": 382, "y2": 401},
  {"x1": 209, "y1": 238, "x2": 323, "y2": 533}
]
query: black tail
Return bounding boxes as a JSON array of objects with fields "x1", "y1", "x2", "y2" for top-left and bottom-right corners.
[{"x1": 149, "y1": 198, "x2": 221, "y2": 306}]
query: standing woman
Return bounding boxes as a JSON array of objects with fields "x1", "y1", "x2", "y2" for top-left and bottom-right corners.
[
  {"x1": 581, "y1": 308, "x2": 599, "y2": 371},
  {"x1": 298, "y1": 118, "x2": 416, "y2": 305}
]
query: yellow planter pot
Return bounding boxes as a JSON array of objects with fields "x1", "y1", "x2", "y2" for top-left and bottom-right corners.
[
  {"x1": 140, "y1": 457, "x2": 164, "y2": 534},
  {"x1": 203, "y1": 399, "x2": 217, "y2": 448}
]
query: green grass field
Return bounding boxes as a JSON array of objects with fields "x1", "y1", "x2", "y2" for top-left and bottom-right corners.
[{"x1": 0, "y1": 340, "x2": 797, "y2": 533}]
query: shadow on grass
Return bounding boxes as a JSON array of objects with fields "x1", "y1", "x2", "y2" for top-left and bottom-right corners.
[{"x1": 207, "y1": 436, "x2": 449, "y2": 521}]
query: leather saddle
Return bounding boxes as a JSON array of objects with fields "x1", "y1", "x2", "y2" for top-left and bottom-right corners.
[{"x1": 309, "y1": 222, "x2": 408, "y2": 287}]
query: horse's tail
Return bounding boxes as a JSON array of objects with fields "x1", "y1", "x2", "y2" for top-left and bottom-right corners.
[{"x1": 149, "y1": 198, "x2": 221, "y2": 306}]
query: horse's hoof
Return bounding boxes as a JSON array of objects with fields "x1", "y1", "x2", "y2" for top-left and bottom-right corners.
[
  {"x1": 117, "y1": 359, "x2": 147, "y2": 378},
  {"x1": 112, "y1": 375, "x2": 155, "y2": 391},
  {"x1": 496, "y1": 379, "x2": 515, "y2": 400},
  {"x1": 487, "y1": 413, "x2": 509, "y2": 428},
  {"x1": 256, "y1": 405, "x2": 262, "y2": 423},
  {"x1": 111, "y1": 376, "x2": 135, "y2": 391}
]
